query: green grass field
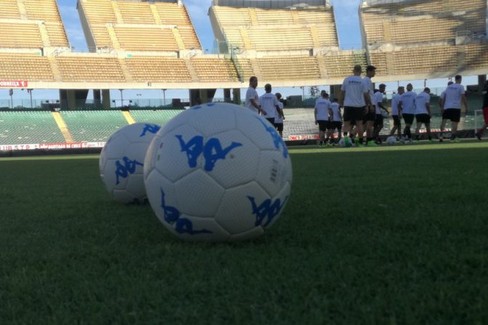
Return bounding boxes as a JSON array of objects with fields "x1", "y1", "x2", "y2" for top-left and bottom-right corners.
[{"x1": 1, "y1": 142, "x2": 488, "y2": 324}]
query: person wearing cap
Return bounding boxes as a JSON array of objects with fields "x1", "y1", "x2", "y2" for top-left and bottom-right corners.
[
  {"x1": 362, "y1": 65, "x2": 377, "y2": 146},
  {"x1": 339, "y1": 65, "x2": 371, "y2": 146}
]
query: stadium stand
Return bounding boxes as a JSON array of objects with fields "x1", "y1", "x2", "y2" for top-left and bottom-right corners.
[
  {"x1": 361, "y1": 0, "x2": 488, "y2": 80},
  {"x1": 61, "y1": 110, "x2": 128, "y2": 142},
  {"x1": 210, "y1": 5, "x2": 338, "y2": 51},
  {"x1": 190, "y1": 57, "x2": 240, "y2": 82},
  {"x1": 2, "y1": 0, "x2": 488, "y2": 152},
  {"x1": 124, "y1": 56, "x2": 193, "y2": 83},
  {"x1": 0, "y1": 0, "x2": 21, "y2": 19},
  {"x1": 129, "y1": 110, "x2": 183, "y2": 125},
  {"x1": 78, "y1": 0, "x2": 201, "y2": 52},
  {"x1": 0, "y1": 53, "x2": 55, "y2": 81},
  {"x1": 209, "y1": 0, "x2": 349, "y2": 84},
  {"x1": 55, "y1": 56, "x2": 127, "y2": 82},
  {"x1": 0, "y1": 22, "x2": 44, "y2": 49},
  {"x1": 0, "y1": 111, "x2": 65, "y2": 145}
]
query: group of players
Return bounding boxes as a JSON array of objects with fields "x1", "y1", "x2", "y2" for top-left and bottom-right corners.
[
  {"x1": 331, "y1": 65, "x2": 468, "y2": 146},
  {"x1": 244, "y1": 76, "x2": 285, "y2": 137},
  {"x1": 243, "y1": 67, "x2": 484, "y2": 146}
]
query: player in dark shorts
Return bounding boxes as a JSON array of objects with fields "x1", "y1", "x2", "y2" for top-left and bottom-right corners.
[{"x1": 389, "y1": 86, "x2": 404, "y2": 139}]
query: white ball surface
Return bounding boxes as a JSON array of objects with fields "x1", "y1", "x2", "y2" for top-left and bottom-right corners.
[
  {"x1": 99, "y1": 122, "x2": 161, "y2": 203},
  {"x1": 386, "y1": 136, "x2": 397, "y2": 145},
  {"x1": 144, "y1": 103, "x2": 293, "y2": 242}
]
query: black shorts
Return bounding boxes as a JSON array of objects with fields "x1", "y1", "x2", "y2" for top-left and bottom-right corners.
[
  {"x1": 344, "y1": 106, "x2": 365, "y2": 123},
  {"x1": 274, "y1": 123, "x2": 283, "y2": 132},
  {"x1": 442, "y1": 109, "x2": 461, "y2": 122},
  {"x1": 392, "y1": 115, "x2": 401, "y2": 127},
  {"x1": 317, "y1": 120, "x2": 330, "y2": 132},
  {"x1": 363, "y1": 110, "x2": 376, "y2": 123},
  {"x1": 416, "y1": 114, "x2": 431, "y2": 124},
  {"x1": 329, "y1": 121, "x2": 342, "y2": 130},
  {"x1": 374, "y1": 114, "x2": 383, "y2": 127},
  {"x1": 403, "y1": 113, "x2": 415, "y2": 125}
]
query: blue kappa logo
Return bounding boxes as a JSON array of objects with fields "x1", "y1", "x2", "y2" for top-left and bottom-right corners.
[
  {"x1": 176, "y1": 135, "x2": 242, "y2": 171},
  {"x1": 160, "y1": 188, "x2": 211, "y2": 235},
  {"x1": 248, "y1": 196, "x2": 288, "y2": 227},
  {"x1": 256, "y1": 118, "x2": 288, "y2": 158},
  {"x1": 114, "y1": 156, "x2": 143, "y2": 184},
  {"x1": 140, "y1": 123, "x2": 160, "y2": 137}
]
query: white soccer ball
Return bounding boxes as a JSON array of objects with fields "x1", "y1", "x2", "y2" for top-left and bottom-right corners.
[
  {"x1": 338, "y1": 137, "x2": 353, "y2": 147},
  {"x1": 386, "y1": 136, "x2": 397, "y2": 145},
  {"x1": 99, "y1": 122, "x2": 161, "y2": 204},
  {"x1": 144, "y1": 102, "x2": 293, "y2": 242}
]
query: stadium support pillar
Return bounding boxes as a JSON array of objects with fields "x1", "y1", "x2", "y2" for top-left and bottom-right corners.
[
  {"x1": 102, "y1": 90, "x2": 111, "y2": 109},
  {"x1": 224, "y1": 89, "x2": 231, "y2": 103},
  {"x1": 94, "y1": 90, "x2": 101, "y2": 108},
  {"x1": 478, "y1": 75, "x2": 487, "y2": 91},
  {"x1": 329, "y1": 85, "x2": 342, "y2": 100},
  {"x1": 232, "y1": 88, "x2": 241, "y2": 104},
  {"x1": 59, "y1": 89, "x2": 88, "y2": 110},
  {"x1": 189, "y1": 89, "x2": 217, "y2": 106}
]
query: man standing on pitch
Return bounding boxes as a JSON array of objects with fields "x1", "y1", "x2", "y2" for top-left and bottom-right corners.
[
  {"x1": 260, "y1": 83, "x2": 282, "y2": 125},
  {"x1": 439, "y1": 75, "x2": 468, "y2": 142},
  {"x1": 339, "y1": 65, "x2": 371, "y2": 146},
  {"x1": 245, "y1": 76, "x2": 266, "y2": 116},
  {"x1": 363, "y1": 65, "x2": 377, "y2": 146}
]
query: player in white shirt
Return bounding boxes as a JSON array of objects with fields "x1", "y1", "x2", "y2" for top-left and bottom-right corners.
[
  {"x1": 414, "y1": 88, "x2": 432, "y2": 141},
  {"x1": 439, "y1": 75, "x2": 468, "y2": 142},
  {"x1": 389, "y1": 86, "x2": 404, "y2": 139},
  {"x1": 363, "y1": 65, "x2": 377, "y2": 145},
  {"x1": 259, "y1": 83, "x2": 281, "y2": 125},
  {"x1": 274, "y1": 93, "x2": 285, "y2": 138},
  {"x1": 438, "y1": 81, "x2": 453, "y2": 111},
  {"x1": 245, "y1": 76, "x2": 266, "y2": 115},
  {"x1": 339, "y1": 65, "x2": 371, "y2": 146},
  {"x1": 314, "y1": 90, "x2": 332, "y2": 146},
  {"x1": 372, "y1": 84, "x2": 387, "y2": 144},
  {"x1": 327, "y1": 98, "x2": 342, "y2": 144},
  {"x1": 400, "y1": 83, "x2": 417, "y2": 141}
]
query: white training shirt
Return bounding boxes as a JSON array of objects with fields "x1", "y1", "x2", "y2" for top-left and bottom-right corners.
[
  {"x1": 401, "y1": 91, "x2": 417, "y2": 114},
  {"x1": 274, "y1": 102, "x2": 284, "y2": 123},
  {"x1": 259, "y1": 92, "x2": 280, "y2": 118},
  {"x1": 373, "y1": 91, "x2": 384, "y2": 114},
  {"x1": 341, "y1": 75, "x2": 368, "y2": 107},
  {"x1": 391, "y1": 93, "x2": 401, "y2": 116},
  {"x1": 315, "y1": 97, "x2": 331, "y2": 121},
  {"x1": 442, "y1": 83, "x2": 465, "y2": 109},
  {"x1": 363, "y1": 77, "x2": 375, "y2": 100},
  {"x1": 415, "y1": 92, "x2": 430, "y2": 115},
  {"x1": 330, "y1": 102, "x2": 341, "y2": 122},
  {"x1": 245, "y1": 87, "x2": 260, "y2": 114}
]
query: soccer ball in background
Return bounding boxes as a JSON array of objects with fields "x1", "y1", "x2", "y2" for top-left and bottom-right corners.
[
  {"x1": 386, "y1": 136, "x2": 397, "y2": 145},
  {"x1": 144, "y1": 103, "x2": 293, "y2": 242},
  {"x1": 99, "y1": 122, "x2": 161, "y2": 204},
  {"x1": 338, "y1": 137, "x2": 353, "y2": 147}
]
